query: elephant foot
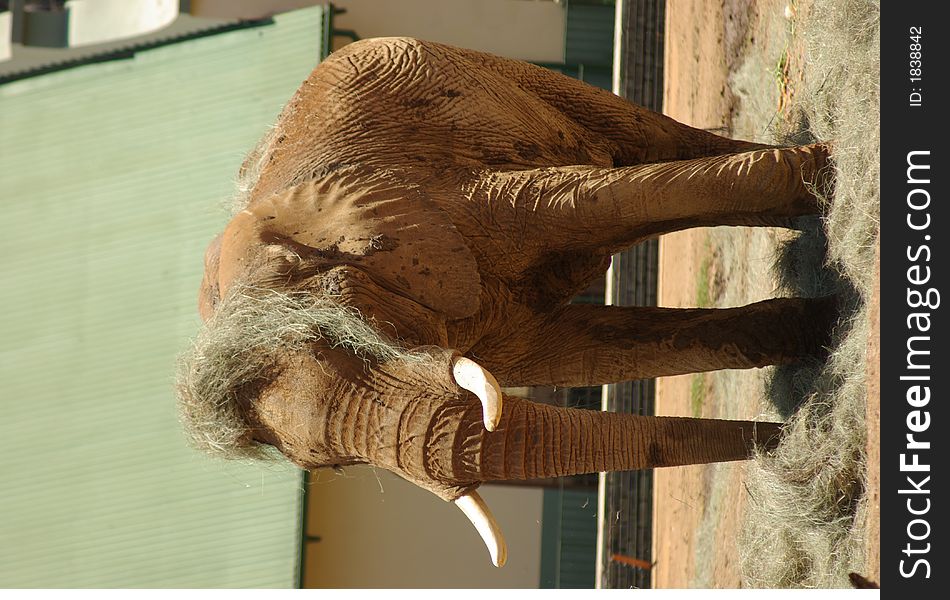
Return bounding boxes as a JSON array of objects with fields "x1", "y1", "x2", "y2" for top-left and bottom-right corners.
[
  {"x1": 748, "y1": 420, "x2": 784, "y2": 454},
  {"x1": 803, "y1": 293, "x2": 842, "y2": 359},
  {"x1": 717, "y1": 295, "x2": 841, "y2": 370}
]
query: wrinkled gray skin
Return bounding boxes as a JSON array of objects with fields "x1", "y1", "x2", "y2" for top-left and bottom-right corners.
[{"x1": 180, "y1": 37, "x2": 836, "y2": 564}]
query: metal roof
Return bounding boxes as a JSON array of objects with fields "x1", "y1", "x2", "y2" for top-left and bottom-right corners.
[{"x1": 0, "y1": 12, "x2": 242, "y2": 83}]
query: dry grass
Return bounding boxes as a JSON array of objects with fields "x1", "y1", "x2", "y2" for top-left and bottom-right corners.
[
  {"x1": 176, "y1": 279, "x2": 430, "y2": 461},
  {"x1": 724, "y1": 0, "x2": 879, "y2": 588}
]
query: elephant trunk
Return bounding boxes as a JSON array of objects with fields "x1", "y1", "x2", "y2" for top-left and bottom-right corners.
[
  {"x1": 425, "y1": 394, "x2": 783, "y2": 485},
  {"x1": 424, "y1": 394, "x2": 782, "y2": 568},
  {"x1": 303, "y1": 355, "x2": 782, "y2": 568}
]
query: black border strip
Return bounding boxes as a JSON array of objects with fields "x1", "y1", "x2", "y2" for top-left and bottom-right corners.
[{"x1": 882, "y1": 3, "x2": 947, "y2": 592}]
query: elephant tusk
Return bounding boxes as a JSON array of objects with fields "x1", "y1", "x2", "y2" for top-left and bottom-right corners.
[
  {"x1": 454, "y1": 491, "x2": 508, "y2": 568},
  {"x1": 451, "y1": 356, "x2": 503, "y2": 432}
]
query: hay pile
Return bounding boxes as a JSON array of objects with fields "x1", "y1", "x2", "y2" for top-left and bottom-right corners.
[
  {"x1": 176, "y1": 283, "x2": 427, "y2": 461},
  {"x1": 734, "y1": 0, "x2": 880, "y2": 588}
]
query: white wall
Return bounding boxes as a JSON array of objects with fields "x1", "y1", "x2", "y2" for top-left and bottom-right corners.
[
  {"x1": 192, "y1": 1, "x2": 564, "y2": 62},
  {"x1": 331, "y1": 0, "x2": 565, "y2": 61},
  {"x1": 67, "y1": 0, "x2": 179, "y2": 46},
  {"x1": 305, "y1": 466, "x2": 543, "y2": 588},
  {"x1": 189, "y1": 0, "x2": 320, "y2": 18},
  {"x1": 1, "y1": 11, "x2": 12, "y2": 62}
]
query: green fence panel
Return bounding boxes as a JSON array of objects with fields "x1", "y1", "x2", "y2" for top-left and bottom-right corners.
[{"x1": 0, "y1": 7, "x2": 325, "y2": 588}]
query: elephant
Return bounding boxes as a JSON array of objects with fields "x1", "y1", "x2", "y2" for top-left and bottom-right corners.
[{"x1": 177, "y1": 37, "x2": 838, "y2": 567}]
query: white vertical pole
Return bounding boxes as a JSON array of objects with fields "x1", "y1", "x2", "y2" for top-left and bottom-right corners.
[{"x1": 596, "y1": 2, "x2": 626, "y2": 587}]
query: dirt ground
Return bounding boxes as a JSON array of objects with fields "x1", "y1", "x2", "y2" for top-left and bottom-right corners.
[
  {"x1": 652, "y1": 0, "x2": 879, "y2": 588},
  {"x1": 653, "y1": 0, "x2": 773, "y2": 588}
]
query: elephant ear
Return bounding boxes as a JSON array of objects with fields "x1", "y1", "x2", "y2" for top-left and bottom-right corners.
[{"x1": 218, "y1": 167, "x2": 481, "y2": 320}]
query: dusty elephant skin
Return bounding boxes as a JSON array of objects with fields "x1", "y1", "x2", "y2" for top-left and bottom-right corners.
[{"x1": 177, "y1": 37, "x2": 837, "y2": 567}]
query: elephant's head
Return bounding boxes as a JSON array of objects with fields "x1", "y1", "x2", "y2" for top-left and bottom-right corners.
[
  {"x1": 177, "y1": 174, "x2": 782, "y2": 566},
  {"x1": 182, "y1": 267, "x2": 519, "y2": 566}
]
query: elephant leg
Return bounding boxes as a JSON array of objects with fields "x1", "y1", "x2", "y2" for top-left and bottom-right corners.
[
  {"x1": 473, "y1": 143, "x2": 832, "y2": 254},
  {"x1": 453, "y1": 44, "x2": 771, "y2": 164},
  {"x1": 475, "y1": 297, "x2": 838, "y2": 387}
]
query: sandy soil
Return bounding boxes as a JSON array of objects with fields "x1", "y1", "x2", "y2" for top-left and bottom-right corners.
[
  {"x1": 652, "y1": 0, "x2": 879, "y2": 588},
  {"x1": 653, "y1": 0, "x2": 757, "y2": 587}
]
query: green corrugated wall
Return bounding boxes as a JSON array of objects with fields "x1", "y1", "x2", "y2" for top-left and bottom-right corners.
[
  {"x1": 0, "y1": 7, "x2": 324, "y2": 588},
  {"x1": 540, "y1": 489, "x2": 599, "y2": 588},
  {"x1": 564, "y1": 0, "x2": 614, "y2": 91}
]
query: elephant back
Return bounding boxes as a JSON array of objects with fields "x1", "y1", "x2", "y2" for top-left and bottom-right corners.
[{"x1": 239, "y1": 37, "x2": 615, "y2": 204}]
